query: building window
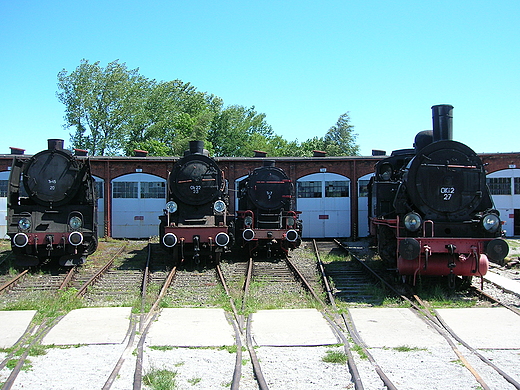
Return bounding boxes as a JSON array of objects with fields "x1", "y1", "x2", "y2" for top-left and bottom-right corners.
[
  {"x1": 297, "y1": 181, "x2": 322, "y2": 198},
  {"x1": 515, "y1": 177, "x2": 520, "y2": 195},
  {"x1": 0, "y1": 180, "x2": 7, "y2": 197},
  {"x1": 141, "y1": 182, "x2": 165, "y2": 199},
  {"x1": 487, "y1": 177, "x2": 511, "y2": 195},
  {"x1": 358, "y1": 180, "x2": 370, "y2": 197},
  {"x1": 325, "y1": 181, "x2": 349, "y2": 197},
  {"x1": 113, "y1": 182, "x2": 138, "y2": 198},
  {"x1": 358, "y1": 180, "x2": 370, "y2": 198}
]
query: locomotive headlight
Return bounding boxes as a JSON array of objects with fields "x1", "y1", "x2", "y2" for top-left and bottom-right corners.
[
  {"x1": 165, "y1": 201, "x2": 178, "y2": 214},
  {"x1": 482, "y1": 213, "x2": 500, "y2": 232},
  {"x1": 404, "y1": 212, "x2": 422, "y2": 232},
  {"x1": 213, "y1": 200, "x2": 226, "y2": 214},
  {"x1": 286, "y1": 216, "x2": 295, "y2": 227},
  {"x1": 244, "y1": 215, "x2": 253, "y2": 227},
  {"x1": 69, "y1": 216, "x2": 82, "y2": 230},
  {"x1": 18, "y1": 217, "x2": 31, "y2": 231}
]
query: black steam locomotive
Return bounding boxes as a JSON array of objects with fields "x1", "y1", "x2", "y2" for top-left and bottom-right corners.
[
  {"x1": 159, "y1": 141, "x2": 231, "y2": 264},
  {"x1": 236, "y1": 159, "x2": 302, "y2": 257},
  {"x1": 7, "y1": 139, "x2": 98, "y2": 266},
  {"x1": 368, "y1": 105, "x2": 508, "y2": 287}
]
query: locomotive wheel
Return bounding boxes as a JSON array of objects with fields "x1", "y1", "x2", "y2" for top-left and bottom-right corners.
[
  {"x1": 377, "y1": 225, "x2": 397, "y2": 267},
  {"x1": 456, "y1": 276, "x2": 473, "y2": 290}
]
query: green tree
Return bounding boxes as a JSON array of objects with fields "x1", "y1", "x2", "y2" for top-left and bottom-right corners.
[
  {"x1": 57, "y1": 59, "x2": 151, "y2": 156},
  {"x1": 124, "y1": 80, "x2": 220, "y2": 156},
  {"x1": 323, "y1": 112, "x2": 359, "y2": 156},
  {"x1": 208, "y1": 105, "x2": 273, "y2": 157}
]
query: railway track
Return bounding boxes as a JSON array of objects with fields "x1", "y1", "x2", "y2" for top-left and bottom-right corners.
[
  {"x1": 1, "y1": 239, "x2": 519, "y2": 389},
  {"x1": 333, "y1": 238, "x2": 520, "y2": 390}
]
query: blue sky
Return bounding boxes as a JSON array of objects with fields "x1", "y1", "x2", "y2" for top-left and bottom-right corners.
[{"x1": 1, "y1": 0, "x2": 518, "y2": 156}]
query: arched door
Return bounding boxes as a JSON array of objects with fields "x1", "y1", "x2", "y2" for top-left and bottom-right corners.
[
  {"x1": 357, "y1": 173, "x2": 374, "y2": 237},
  {"x1": 111, "y1": 173, "x2": 166, "y2": 238},
  {"x1": 487, "y1": 169, "x2": 520, "y2": 236},
  {"x1": 0, "y1": 171, "x2": 9, "y2": 239},
  {"x1": 297, "y1": 172, "x2": 351, "y2": 238}
]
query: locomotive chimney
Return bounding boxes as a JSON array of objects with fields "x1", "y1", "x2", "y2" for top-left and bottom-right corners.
[
  {"x1": 74, "y1": 148, "x2": 88, "y2": 156},
  {"x1": 10, "y1": 147, "x2": 25, "y2": 155},
  {"x1": 431, "y1": 105, "x2": 453, "y2": 141},
  {"x1": 189, "y1": 140, "x2": 204, "y2": 155},
  {"x1": 254, "y1": 150, "x2": 267, "y2": 158},
  {"x1": 133, "y1": 149, "x2": 148, "y2": 157},
  {"x1": 47, "y1": 139, "x2": 64, "y2": 150},
  {"x1": 263, "y1": 160, "x2": 275, "y2": 167}
]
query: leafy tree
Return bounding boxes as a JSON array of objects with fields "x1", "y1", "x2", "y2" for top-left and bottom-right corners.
[
  {"x1": 124, "y1": 80, "x2": 219, "y2": 156},
  {"x1": 208, "y1": 105, "x2": 273, "y2": 157},
  {"x1": 323, "y1": 112, "x2": 359, "y2": 156},
  {"x1": 58, "y1": 60, "x2": 360, "y2": 158},
  {"x1": 57, "y1": 59, "x2": 151, "y2": 155}
]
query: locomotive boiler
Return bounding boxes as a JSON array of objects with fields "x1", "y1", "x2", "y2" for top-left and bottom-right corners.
[
  {"x1": 368, "y1": 105, "x2": 508, "y2": 287},
  {"x1": 7, "y1": 139, "x2": 98, "y2": 266},
  {"x1": 236, "y1": 159, "x2": 302, "y2": 257},
  {"x1": 159, "y1": 141, "x2": 231, "y2": 264}
]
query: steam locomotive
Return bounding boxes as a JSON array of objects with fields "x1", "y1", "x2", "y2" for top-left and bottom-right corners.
[
  {"x1": 236, "y1": 159, "x2": 302, "y2": 257},
  {"x1": 7, "y1": 139, "x2": 98, "y2": 266},
  {"x1": 368, "y1": 105, "x2": 509, "y2": 287},
  {"x1": 159, "y1": 141, "x2": 231, "y2": 264}
]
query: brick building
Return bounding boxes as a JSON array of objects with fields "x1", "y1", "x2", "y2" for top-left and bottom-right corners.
[{"x1": 1, "y1": 150, "x2": 519, "y2": 239}]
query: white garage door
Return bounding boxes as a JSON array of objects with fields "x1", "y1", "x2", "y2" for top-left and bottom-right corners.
[
  {"x1": 486, "y1": 169, "x2": 520, "y2": 237},
  {"x1": 297, "y1": 172, "x2": 351, "y2": 238},
  {"x1": 0, "y1": 171, "x2": 9, "y2": 239},
  {"x1": 357, "y1": 173, "x2": 374, "y2": 237},
  {"x1": 111, "y1": 173, "x2": 166, "y2": 239}
]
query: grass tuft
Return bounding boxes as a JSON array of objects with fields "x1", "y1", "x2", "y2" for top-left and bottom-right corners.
[
  {"x1": 143, "y1": 368, "x2": 177, "y2": 390},
  {"x1": 322, "y1": 349, "x2": 348, "y2": 364}
]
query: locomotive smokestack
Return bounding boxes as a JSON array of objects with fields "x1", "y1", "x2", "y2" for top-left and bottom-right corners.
[
  {"x1": 263, "y1": 160, "x2": 275, "y2": 167},
  {"x1": 431, "y1": 105, "x2": 453, "y2": 141},
  {"x1": 47, "y1": 139, "x2": 64, "y2": 150},
  {"x1": 254, "y1": 150, "x2": 267, "y2": 158},
  {"x1": 189, "y1": 140, "x2": 204, "y2": 155}
]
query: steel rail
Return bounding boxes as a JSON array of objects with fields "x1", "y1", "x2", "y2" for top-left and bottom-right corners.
[
  {"x1": 58, "y1": 265, "x2": 78, "y2": 290},
  {"x1": 0, "y1": 269, "x2": 30, "y2": 294},
  {"x1": 75, "y1": 243, "x2": 128, "y2": 297},
  {"x1": 132, "y1": 245, "x2": 179, "y2": 390},
  {"x1": 104, "y1": 242, "x2": 153, "y2": 389},
  {"x1": 216, "y1": 261, "x2": 269, "y2": 390},
  {"x1": 312, "y1": 239, "x2": 390, "y2": 390},
  {"x1": 336, "y1": 239, "x2": 520, "y2": 390}
]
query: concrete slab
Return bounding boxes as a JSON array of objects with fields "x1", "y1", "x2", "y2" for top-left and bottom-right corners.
[
  {"x1": 42, "y1": 307, "x2": 132, "y2": 345},
  {"x1": 436, "y1": 308, "x2": 520, "y2": 349},
  {"x1": 485, "y1": 271, "x2": 520, "y2": 296},
  {"x1": 348, "y1": 308, "x2": 446, "y2": 348},
  {"x1": 146, "y1": 308, "x2": 235, "y2": 347},
  {"x1": 0, "y1": 310, "x2": 37, "y2": 348},
  {"x1": 250, "y1": 309, "x2": 338, "y2": 346}
]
